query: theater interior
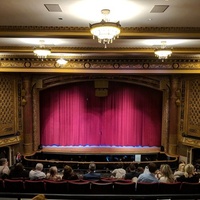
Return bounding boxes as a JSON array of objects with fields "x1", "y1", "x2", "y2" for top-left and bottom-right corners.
[{"x1": 0, "y1": 0, "x2": 200, "y2": 199}]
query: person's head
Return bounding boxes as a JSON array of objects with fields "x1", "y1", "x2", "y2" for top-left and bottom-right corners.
[
  {"x1": 116, "y1": 162, "x2": 124, "y2": 169},
  {"x1": 63, "y1": 165, "x2": 73, "y2": 176},
  {"x1": 160, "y1": 164, "x2": 173, "y2": 177},
  {"x1": 32, "y1": 194, "x2": 46, "y2": 200},
  {"x1": 128, "y1": 163, "x2": 136, "y2": 171},
  {"x1": 184, "y1": 163, "x2": 195, "y2": 177},
  {"x1": 0, "y1": 158, "x2": 8, "y2": 166},
  {"x1": 89, "y1": 163, "x2": 96, "y2": 172},
  {"x1": 36, "y1": 163, "x2": 43, "y2": 171},
  {"x1": 49, "y1": 166, "x2": 58, "y2": 176},
  {"x1": 148, "y1": 162, "x2": 157, "y2": 173},
  {"x1": 15, "y1": 163, "x2": 24, "y2": 171},
  {"x1": 178, "y1": 163, "x2": 185, "y2": 172}
]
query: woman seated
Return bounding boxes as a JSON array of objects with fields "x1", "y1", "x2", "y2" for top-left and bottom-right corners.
[
  {"x1": 176, "y1": 163, "x2": 199, "y2": 183},
  {"x1": 0, "y1": 158, "x2": 10, "y2": 179},
  {"x1": 46, "y1": 166, "x2": 62, "y2": 181},
  {"x1": 174, "y1": 162, "x2": 185, "y2": 180},
  {"x1": 158, "y1": 164, "x2": 175, "y2": 183},
  {"x1": 9, "y1": 163, "x2": 29, "y2": 179},
  {"x1": 62, "y1": 165, "x2": 78, "y2": 180}
]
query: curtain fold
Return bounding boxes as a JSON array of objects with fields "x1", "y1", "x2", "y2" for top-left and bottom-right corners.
[{"x1": 40, "y1": 81, "x2": 162, "y2": 147}]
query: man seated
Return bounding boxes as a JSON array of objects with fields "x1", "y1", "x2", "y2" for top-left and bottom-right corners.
[
  {"x1": 29, "y1": 163, "x2": 46, "y2": 180},
  {"x1": 83, "y1": 162, "x2": 101, "y2": 180}
]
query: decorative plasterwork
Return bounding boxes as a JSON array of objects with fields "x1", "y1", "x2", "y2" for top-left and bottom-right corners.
[
  {"x1": 182, "y1": 137, "x2": 200, "y2": 148},
  {"x1": 0, "y1": 135, "x2": 21, "y2": 147},
  {"x1": 0, "y1": 59, "x2": 200, "y2": 74}
]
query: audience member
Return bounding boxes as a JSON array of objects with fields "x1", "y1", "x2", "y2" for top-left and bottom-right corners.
[
  {"x1": 0, "y1": 158, "x2": 10, "y2": 179},
  {"x1": 46, "y1": 166, "x2": 62, "y2": 181},
  {"x1": 62, "y1": 165, "x2": 78, "y2": 180},
  {"x1": 29, "y1": 163, "x2": 46, "y2": 180},
  {"x1": 158, "y1": 164, "x2": 175, "y2": 183},
  {"x1": 137, "y1": 162, "x2": 158, "y2": 183},
  {"x1": 83, "y1": 162, "x2": 101, "y2": 180},
  {"x1": 32, "y1": 194, "x2": 46, "y2": 200},
  {"x1": 176, "y1": 163, "x2": 199, "y2": 183},
  {"x1": 125, "y1": 163, "x2": 140, "y2": 180},
  {"x1": 174, "y1": 162, "x2": 185, "y2": 180},
  {"x1": 9, "y1": 162, "x2": 29, "y2": 179},
  {"x1": 111, "y1": 162, "x2": 126, "y2": 179}
]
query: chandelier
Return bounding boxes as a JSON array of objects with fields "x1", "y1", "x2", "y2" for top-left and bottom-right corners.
[
  {"x1": 154, "y1": 41, "x2": 172, "y2": 60},
  {"x1": 89, "y1": 9, "x2": 121, "y2": 48},
  {"x1": 33, "y1": 40, "x2": 51, "y2": 59}
]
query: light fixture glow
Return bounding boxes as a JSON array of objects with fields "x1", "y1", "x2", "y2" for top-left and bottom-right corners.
[
  {"x1": 89, "y1": 9, "x2": 121, "y2": 48},
  {"x1": 33, "y1": 40, "x2": 51, "y2": 58},
  {"x1": 56, "y1": 58, "x2": 68, "y2": 65},
  {"x1": 154, "y1": 41, "x2": 172, "y2": 60}
]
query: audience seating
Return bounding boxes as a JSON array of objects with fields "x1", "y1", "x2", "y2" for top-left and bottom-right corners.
[
  {"x1": 68, "y1": 180, "x2": 91, "y2": 194},
  {"x1": 180, "y1": 182, "x2": 200, "y2": 194},
  {"x1": 91, "y1": 181, "x2": 114, "y2": 194},
  {"x1": 136, "y1": 182, "x2": 159, "y2": 194},
  {"x1": 24, "y1": 179, "x2": 45, "y2": 193},
  {"x1": 4, "y1": 179, "x2": 24, "y2": 193},
  {"x1": 45, "y1": 180, "x2": 68, "y2": 194},
  {"x1": 1, "y1": 178, "x2": 200, "y2": 196},
  {"x1": 113, "y1": 181, "x2": 136, "y2": 194},
  {"x1": 158, "y1": 182, "x2": 182, "y2": 194}
]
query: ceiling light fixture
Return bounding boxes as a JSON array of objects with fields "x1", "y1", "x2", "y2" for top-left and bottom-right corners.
[
  {"x1": 33, "y1": 40, "x2": 51, "y2": 59},
  {"x1": 56, "y1": 58, "x2": 68, "y2": 65},
  {"x1": 154, "y1": 41, "x2": 172, "y2": 60},
  {"x1": 89, "y1": 9, "x2": 121, "y2": 48}
]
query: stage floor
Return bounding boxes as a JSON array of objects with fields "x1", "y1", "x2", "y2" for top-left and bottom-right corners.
[{"x1": 42, "y1": 146, "x2": 160, "y2": 154}]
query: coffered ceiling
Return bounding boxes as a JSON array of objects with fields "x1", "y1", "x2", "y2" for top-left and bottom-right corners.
[{"x1": 0, "y1": 0, "x2": 200, "y2": 61}]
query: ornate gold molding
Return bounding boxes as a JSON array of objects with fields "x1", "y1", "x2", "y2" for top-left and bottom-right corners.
[
  {"x1": 182, "y1": 137, "x2": 200, "y2": 148},
  {"x1": 0, "y1": 135, "x2": 21, "y2": 147}
]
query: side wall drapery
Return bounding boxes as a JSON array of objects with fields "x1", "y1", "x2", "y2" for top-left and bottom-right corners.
[{"x1": 40, "y1": 81, "x2": 162, "y2": 146}]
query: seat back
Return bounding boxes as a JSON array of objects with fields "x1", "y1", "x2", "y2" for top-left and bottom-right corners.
[
  {"x1": 24, "y1": 180, "x2": 45, "y2": 193},
  {"x1": 180, "y1": 182, "x2": 200, "y2": 194},
  {"x1": 91, "y1": 181, "x2": 113, "y2": 194},
  {"x1": 0, "y1": 179, "x2": 4, "y2": 192},
  {"x1": 45, "y1": 180, "x2": 68, "y2": 194},
  {"x1": 114, "y1": 181, "x2": 136, "y2": 194},
  {"x1": 136, "y1": 182, "x2": 159, "y2": 194},
  {"x1": 4, "y1": 179, "x2": 24, "y2": 192},
  {"x1": 158, "y1": 182, "x2": 181, "y2": 194},
  {"x1": 68, "y1": 180, "x2": 91, "y2": 194}
]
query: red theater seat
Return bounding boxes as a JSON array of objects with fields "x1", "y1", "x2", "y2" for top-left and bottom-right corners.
[
  {"x1": 24, "y1": 179, "x2": 45, "y2": 193},
  {"x1": 45, "y1": 180, "x2": 68, "y2": 194},
  {"x1": 136, "y1": 182, "x2": 159, "y2": 194},
  {"x1": 4, "y1": 179, "x2": 24, "y2": 192},
  {"x1": 113, "y1": 181, "x2": 136, "y2": 194},
  {"x1": 91, "y1": 181, "x2": 113, "y2": 194},
  {"x1": 68, "y1": 180, "x2": 91, "y2": 194}
]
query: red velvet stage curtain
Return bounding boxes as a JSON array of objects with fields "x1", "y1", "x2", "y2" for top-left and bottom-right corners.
[{"x1": 40, "y1": 81, "x2": 162, "y2": 147}]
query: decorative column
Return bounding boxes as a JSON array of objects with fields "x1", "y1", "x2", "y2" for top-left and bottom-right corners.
[
  {"x1": 168, "y1": 76, "x2": 180, "y2": 155},
  {"x1": 22, "y1": 75, "x2": 33, "y2": 155}
]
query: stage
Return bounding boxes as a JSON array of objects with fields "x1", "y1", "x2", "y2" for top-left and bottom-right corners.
[{"x1": 41, "y1": 146, "x2": 161, "y2": 155}]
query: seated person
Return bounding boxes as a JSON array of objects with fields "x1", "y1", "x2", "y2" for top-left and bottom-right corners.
[
  {"x1": 83, "y1": 162, "x2": 101, "y2": 180},
  {"x1": 46, "y1": 166, "x2": 62, "y2": 181},
  {"x1": 125, "y1": 163, "x2": 140, "y2": 180},
  {"x1": 176, "y1": 163, "x2": 199, "y2": 183},
  {"x1": 137, "y1": 162, "x2": 159, "y2": 183},
  {"x1": 29, "y1": 163, "x2": 46, "y2": 180},
  {"x1": 62, "y1": 165, "x2": 78, "y2": 180},
  {"x1": 9, "y1": 163, "x2": 29, "y2": 179},
  {"x1": 174, "y1": 162, "x2": 185, "y2": 180},
  {"x1": 111, "y1": 162, "x2": 126, "y2": 179},
  {"x1": 0, "y1": 158, "x2": 10, "y2": 179},
  {"x1": 158, "y1": 164, "x2": 175, "y2": 183}
]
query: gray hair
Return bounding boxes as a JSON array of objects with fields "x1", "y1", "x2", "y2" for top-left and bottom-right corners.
[
  {"x1": 35, "y1": 163, "x2": 43, "y2": 171},
  {"x1": 89, "y1": 163, "x2": 96, "y2": 171}
]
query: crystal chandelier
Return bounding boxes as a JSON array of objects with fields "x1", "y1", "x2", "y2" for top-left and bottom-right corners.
[
  {"x1": 89, "y1": 9, "x2": 121, "y2": 48},
  {"x1": 154, "y1": 41, "x2": 172, "y2": 60},
  {"x1": 33, "y1": 40, "x2": 51, "y2": 59}
]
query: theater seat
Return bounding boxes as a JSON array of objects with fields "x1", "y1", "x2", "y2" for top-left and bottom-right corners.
[
  {"x1": 180, "y1": 182, "x2": 200, "y2": 194},
  {"x1": 136, "y1": 182, "x2": 159, "y2": 194},
  {"x1": 45, "y1": 180, "x2": 68, "y2": 194},
  {"x1": 4, "y1": 179, "x2": 24, "y2": 192},
  {"x1": 68, "y1": 180, "x2": 91, "y2": 194},
  {"x1": 24, "y1": 179, "x2": 45, "y2": 193},
  {"x1": 158, "y1": 182, "x2": 181, "y2": 194},
  {"x1": 91, "y1": 181, "x2": 113, "y2": 194},
  {"x1": 113, "y1": 181, "x2": 136, "y2": 194}
]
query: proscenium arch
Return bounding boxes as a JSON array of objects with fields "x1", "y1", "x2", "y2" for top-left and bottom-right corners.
[{"x1": 32, "y1": 74, "x2": 170, "y2": 152}]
